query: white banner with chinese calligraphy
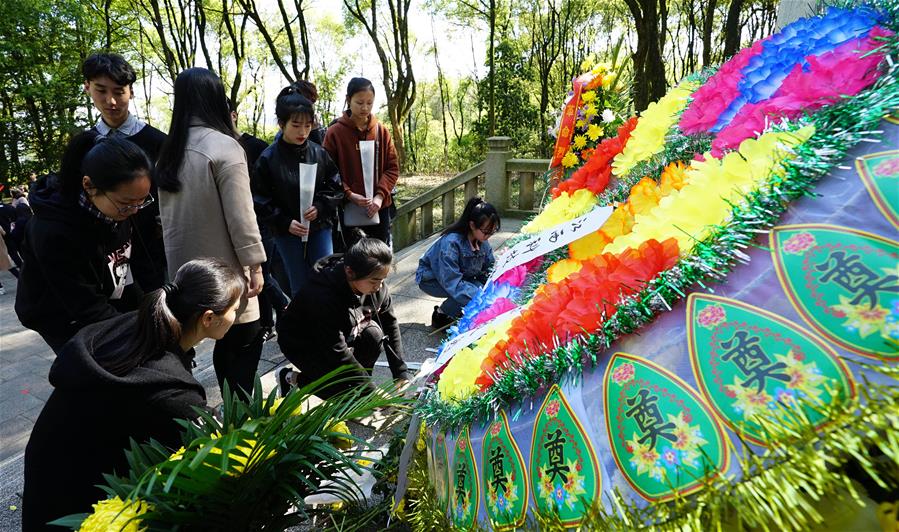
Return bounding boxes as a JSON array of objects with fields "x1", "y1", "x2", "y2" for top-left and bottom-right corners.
[{"x1": 487, "y1": 206, "x2": 614, "y2": 284}]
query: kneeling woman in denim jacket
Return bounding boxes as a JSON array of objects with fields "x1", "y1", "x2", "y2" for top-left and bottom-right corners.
[{"x1": 415, "y1": 197, "x2": 500, "y2": 328}]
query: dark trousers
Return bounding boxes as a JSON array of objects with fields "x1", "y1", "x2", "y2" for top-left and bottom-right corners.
[
  {"x1": 259, "y1": 238, "x2": 290, "y2": 328},
  {"x1": 292, "y1": 324, "x2": 383, "y2": 400},
  {"x1": 213, "y1": 319, "x2": 263, "y2": 398}
]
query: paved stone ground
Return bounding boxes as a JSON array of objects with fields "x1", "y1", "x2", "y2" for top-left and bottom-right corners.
[{"x1": 0, "y1": 219, "x2": 523, "y2": 529}]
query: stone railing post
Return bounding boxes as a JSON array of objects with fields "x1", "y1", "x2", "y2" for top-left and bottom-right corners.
[{"x1": 485, "y1": 136, "x2": 513, "y2": 214}]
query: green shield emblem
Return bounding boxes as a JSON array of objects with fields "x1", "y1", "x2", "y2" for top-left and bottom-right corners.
[
  {"x1": 770, "y1": 224, "x2": 899, "y2": 359},
  {"x1": 529, "y1": 384, "x2": 599, "y2": 527},
  {"x1": 687, "y1": 294, "x2": 855, "y2": 445},
  {"x1": 855, "y1": 149, "x2": 899, "y2": 229},
  {"x1": 603, "y1": 353, "x2": 730, "y2": 502},
  {"x1": 481, "y1": 411, "x2": 528, "y2": 530},
  {"x1": 451, "y1": 426, "x2": 479, "y2": 529}
]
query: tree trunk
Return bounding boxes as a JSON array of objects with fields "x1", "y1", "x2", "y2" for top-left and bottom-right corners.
[
  {"x1": 701, "y1": 0, "x2": 718, "y2": 66},
  {"x1": 722, "y1": 0, "x2": 745, "y2": 58},
  {"x1": 488, "y1": 0, "x2": 496, "y2": 136},
  {"x1": 625, "y1": 0, "x2": 668, "y2": 112}
]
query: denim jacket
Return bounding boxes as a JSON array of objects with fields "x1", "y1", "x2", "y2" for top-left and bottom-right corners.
[{"x1": 415, "y1": 231, "x2": 495, "y2": 305}]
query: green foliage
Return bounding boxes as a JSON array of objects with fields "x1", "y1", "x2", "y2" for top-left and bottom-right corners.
[
  {"x1": 0, "y1": 0, "x2": 101, "y2": 185},
  {"x1": 53, "y1": 370, "x2": 408, "y2": 531},
  {"x1": 472, "y1": 39, "x2": 542, "y2": 156}
]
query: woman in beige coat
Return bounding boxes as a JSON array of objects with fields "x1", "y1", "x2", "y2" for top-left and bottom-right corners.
[{"x1": 155, "y1": 68, "x2": 266, "y2": 397}]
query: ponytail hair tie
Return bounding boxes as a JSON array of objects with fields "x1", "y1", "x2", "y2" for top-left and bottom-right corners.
[{"x1": 162, "y1": 282, "x2": 180, "y2": 297}]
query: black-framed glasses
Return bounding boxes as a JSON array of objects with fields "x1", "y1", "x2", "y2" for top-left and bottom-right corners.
[
  {"x1": 103, "y1": 191, "x2": 155, "y2": 215},
  {"x1": 478, "y1": 225, "x2": 497, "y2": 237}
]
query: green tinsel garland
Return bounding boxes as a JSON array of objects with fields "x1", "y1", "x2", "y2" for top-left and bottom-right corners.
[{"x1": 416, "y1": 22, "x2": 899, "y2": 430}]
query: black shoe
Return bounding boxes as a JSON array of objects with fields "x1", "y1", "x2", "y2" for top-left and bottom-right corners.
[
  {"x1": 261, "y1": 327, "x2": 276, "y2": 342},
  {"x1": 278, "y1": 367, "x2": 293, "y2": 398},
  {"x1": 431, "y1": 306, "x2": 454, "y2": 329}
]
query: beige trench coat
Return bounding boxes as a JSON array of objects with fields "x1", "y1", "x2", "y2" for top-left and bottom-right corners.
[
  {"x1": 0, "y1": 226, "x2": 12, "y2": 271},
  {"x1": 159, "y1": 125, "x2": 266, "y2": 324}
]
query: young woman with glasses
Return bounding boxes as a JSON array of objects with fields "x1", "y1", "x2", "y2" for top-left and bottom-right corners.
[
  {"x1": 15, "y1": 134, "x2": 152, "y2": 353},
  {"x1": 415, "y1": 197, "x2": 501, "y2": 328}
]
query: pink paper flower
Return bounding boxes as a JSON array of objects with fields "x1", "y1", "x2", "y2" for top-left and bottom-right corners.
[
  {"x1": 495, "y1": 265, "x2": 528, "y2": 287},
  {"x1": 471, "y1": 297, "x2": 518, "y2": 328},
  {"x1": 679, "y1": 39, "x2": 768, "y2": 134},
  {"x1": 710, "y1": 27, "x2": 892, "y2": 156},
  {"x1": 546, "y1": 399, "x2": 561, "y2": 418}
]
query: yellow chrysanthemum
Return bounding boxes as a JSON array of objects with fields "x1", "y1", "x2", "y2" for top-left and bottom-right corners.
[
  {"x1": 601, "y1": 72, "x2": 616, "y2": 89},
  {"x1": 575, "y1": 119, "x2": 586, "y2": 128},
  {"x1": 592, "y1": 62, "x2": 610, "y2": 75},
  {"x1": 581, "y1": 90, "x2": 596, "y2": 103},
  {"x1": 329, "y1": 421, "x2": 353, "y2": 450},
  {"x1": 580, "y1": 56, "x2": 595, "y2": 71},
  {"x1": 522, "y1": 188, "x2": 596, "y2": 233},
  {"x1": 605, "y1": 127, "x2": 815, "y2": 255},
  {"x1": 586, "y1": 124, "x2": 604, "y2": 141},
  {"x1": 79, "y1": 497, "x2": 151, "y2": 532},
  {"x1": 573, "y1": 135, "x2": 587, "y2": 150},
  {"x1": 561, "y1": 151, "x2": 579, "y2": 168},
  {"x1": 612, "y1": 81, "x2": 698, "y2": 177},
  {"x1": 546, "y1": 259, "x2": 583, "y2": 283},
  {"x1": 583, "y1": 102, "x2": 598, "y2": 119}
]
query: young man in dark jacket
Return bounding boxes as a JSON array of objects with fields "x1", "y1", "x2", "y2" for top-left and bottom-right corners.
[
  {"x1": 277, "y1": 239, "x2": 411, "y2": 399},
  {"x1": 83, "y1": 52, "x2": 168, "y2": 291},
  {"x1": 252, "y1": 87, "x2": 343, "y2": 296}
]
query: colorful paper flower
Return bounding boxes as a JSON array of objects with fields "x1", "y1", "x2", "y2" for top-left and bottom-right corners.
[
  {"x1": 612, "y1": 81, "x2": 698, "y2": 177},
  {"x1": 553, "y1": 117, "x2": 638, "y2": 198},
  {"x1": 697, "y1": 305, "x2": 726, "y2": 329},
  {"x1": 611, "y1": 362, "x2": 635, "y2": 385}
]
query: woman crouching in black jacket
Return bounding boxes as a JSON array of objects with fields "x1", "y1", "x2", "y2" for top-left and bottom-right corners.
[
  {"x1": 22, "y1": 258, "x2": 246, "y2": 531},
  {"x1": 277, "y1": 237, "x2": 412, "y2": 398},
  {"x1": 252, "y1": 85, "x2": 343, "y2": 297}
]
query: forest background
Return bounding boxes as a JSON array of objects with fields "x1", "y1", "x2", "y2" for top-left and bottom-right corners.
[{"x1": 0, "y1": 0, "x2": 781, "y2": 190}]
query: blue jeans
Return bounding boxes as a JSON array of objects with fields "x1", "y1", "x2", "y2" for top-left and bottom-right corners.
[
  {"x1": 274, "y1": 229, "x2": 333, "y2": 297},
  {"x1": 419, "y1": 278, "x2": 465, "y2": 317}
]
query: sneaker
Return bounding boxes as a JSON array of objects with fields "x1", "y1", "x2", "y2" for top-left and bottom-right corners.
[
  {"x1": 278, "y1": 367, "x2": 293, "y2": 398},
  {"x1": 261, "y1": 327, "x2": 276, "y2": 342},
  {"x1": 431, "y1": 306, "x2": 454, "y2": 329}
]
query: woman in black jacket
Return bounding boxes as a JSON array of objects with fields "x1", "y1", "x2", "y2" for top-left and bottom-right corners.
[
  {"x1": 15, "y1": 133, "x2": 153, "y2": 352},
  {"x1": 22, "y1": 258, "x2": 246, "y2": 531},
  {"x1": 277, "y1": 237, "x2": 411, "y2": 398},
  {"x1": 252, "y1": 85, "x2": 343, "y2": 297}
]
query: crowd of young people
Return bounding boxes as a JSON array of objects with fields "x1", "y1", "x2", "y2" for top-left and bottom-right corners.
[{"x1": 10, "y1": 52, "x2": 418, "y2": 530}]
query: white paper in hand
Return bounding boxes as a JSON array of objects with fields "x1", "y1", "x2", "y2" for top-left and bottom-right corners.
[
  {"x1": 298, "y1": 163, "x2": 317, "y2": 242},
  {"x1": 359, "y1": 140, "x2": 375, "y2": 199}
]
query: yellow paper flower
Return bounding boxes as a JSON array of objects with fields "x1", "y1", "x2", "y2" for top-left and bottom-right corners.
[
  {"x1": 581, "y1": 90, "x2": 596, "y2": 103},
  {"x1": 522, "y1": 189, "x2": 596, "y2": 233},
  {"x1": 586, "y1": 124, "x2": 604, "y2": 141},
  {"x1": 605, "y1": 126, "x2": 815, "y2": 255},
  {"x1": 438, "y1": 318, "x2": 515, "y2": 401},
  {"x1": 561, "y1": 151, "x2": 579, "y2": 168},
  {"x1": 611, "y1": 81, "x2": 698, "y2": 177},
  {"x1": 546, "y1": 259, "x2": 583, "y2": 283},
  {"x1": 79, "y1": 497, "x2": 151, "y2": 532}
]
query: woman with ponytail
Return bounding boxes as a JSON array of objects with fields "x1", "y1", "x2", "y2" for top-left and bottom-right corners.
[
  {"x1": 15, "y1": 132, "x2": 153, "y2": 352},
  {"x1": 22, "y1": 258, "x2": 246, "y2": 531}
]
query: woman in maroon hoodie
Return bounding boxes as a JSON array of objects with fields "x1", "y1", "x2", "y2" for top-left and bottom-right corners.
[{"x1": 323, "y1": 77, "x2": 399, "y2": 247}]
